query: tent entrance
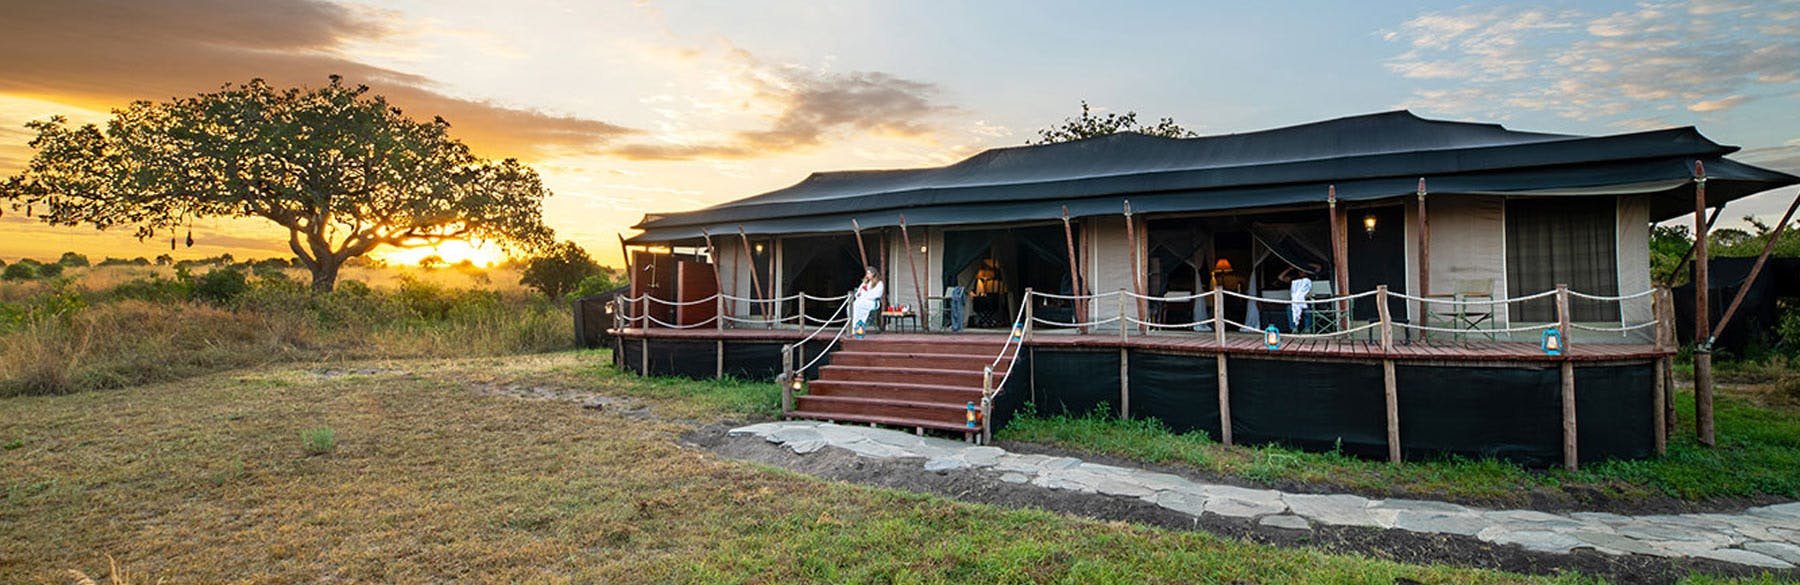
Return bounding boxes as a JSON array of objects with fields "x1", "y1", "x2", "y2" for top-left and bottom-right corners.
[
  {"x1": 1145, "y1": 210, "x2": 1333, "y2": 330},
  {"x1": 1347, "y1": 204, "x2": 1408, "y2": 320},
  {"x1": 942, "y1": 225, "x2": 1076, "y2": 329}
]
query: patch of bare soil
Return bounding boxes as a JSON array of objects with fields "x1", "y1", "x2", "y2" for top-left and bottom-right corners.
[{"x1": 689, "y1": 426, "x2": 1796, "y2": 585}]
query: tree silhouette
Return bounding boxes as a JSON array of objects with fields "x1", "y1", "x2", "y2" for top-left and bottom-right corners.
[{"x1": 1030, "y1": 100, "x2": 1197, "y2": 144}]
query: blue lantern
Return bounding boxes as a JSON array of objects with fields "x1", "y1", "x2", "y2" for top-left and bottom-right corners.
[
  {"x1": 1263, "y1": 325, "x2": 1281, "y2": 350},
  {"x1": 1010, "y1": 321, "x2": 1024, "y2": 342},
  {"x1": 1542, "y1": 328, "x2": 1563, "y2": 356},
  {"x1": 854, "y1": 320, "x2": 866, "y2": 339}
]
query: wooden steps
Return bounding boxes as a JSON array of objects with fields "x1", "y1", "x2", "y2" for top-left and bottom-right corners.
[{"x1": 786, "y1": 335, "x2": 1007, "y2": 435}]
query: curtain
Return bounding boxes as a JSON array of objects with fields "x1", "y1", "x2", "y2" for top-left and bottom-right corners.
[
  {"x1": 942, "y1": 230, "x2": 998, "y2": 286},
  {"x1": 1506, "y1": 197, "x2": 1619, "y2": 322},
  {"x1": 1249, "y1": 220, "x2": 1332, "y2": 276}
]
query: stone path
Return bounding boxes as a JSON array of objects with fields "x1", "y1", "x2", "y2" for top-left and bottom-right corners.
[{"x1": 729, "y1": 421, "x2": 1800, "y2": 570}]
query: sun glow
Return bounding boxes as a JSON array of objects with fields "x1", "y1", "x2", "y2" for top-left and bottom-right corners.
[{"x1": 377, "y1": 240, "x2": 510, "y2": 268}]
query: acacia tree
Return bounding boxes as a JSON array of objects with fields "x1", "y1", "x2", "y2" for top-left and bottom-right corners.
[
  {"x1": 1030, "y1": 100, "x2": 1197, "y2": 144},
  {"x1": 1, "y1": 77, "x2": 555, "y2": 292},
  {"x1": 519, "y1": 241, "x2": 601, "y2": 299}
]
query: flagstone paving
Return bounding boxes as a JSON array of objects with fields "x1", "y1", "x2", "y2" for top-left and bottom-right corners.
[{"x1": 729, "y1": 420, "x2": 1800, "y2": 569}]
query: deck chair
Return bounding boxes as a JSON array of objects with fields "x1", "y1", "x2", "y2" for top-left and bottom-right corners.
[
  {"x1": 1304, "y1": 280, "x2": 1344, "y2": 334},
  {"x1": 1428, "y1": 278, "x2": 1497, "y2": 341}
]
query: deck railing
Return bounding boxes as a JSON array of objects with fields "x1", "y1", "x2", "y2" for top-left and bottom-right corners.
[{"x1": 612, "y1": 291, "x2": 852, "y2": 330}]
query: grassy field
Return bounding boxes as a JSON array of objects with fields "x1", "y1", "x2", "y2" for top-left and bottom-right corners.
[
  {"x1": 0, "y1": 351, "x2": 1635, "y2": 584},
  {"x1": 997, "y1": 382, "x2": 1800, "y2": 506},
  {"x1": 0, "y1": 264, "x2": 570, "y2": 397}
]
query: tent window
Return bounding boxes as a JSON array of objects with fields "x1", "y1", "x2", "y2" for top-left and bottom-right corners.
[{"x1": 1505, "y1": 197, "x2": 1619, "y2": 322}]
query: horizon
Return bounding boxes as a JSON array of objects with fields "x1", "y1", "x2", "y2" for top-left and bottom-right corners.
[{"x1": 2, "y1": 0, "x2": 1797, "y2": 267}]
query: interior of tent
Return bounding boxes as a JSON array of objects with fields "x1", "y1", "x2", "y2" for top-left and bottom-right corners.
[
  {"x1": 779, "y1": 233, "x2": 884, "y2": 323},
  {"x1": 941, "y1": 225, "x2": 1078, "y2": 329},
  {"x1": 1145, "y1": 209, "x2": 1350, "y2": 331}
]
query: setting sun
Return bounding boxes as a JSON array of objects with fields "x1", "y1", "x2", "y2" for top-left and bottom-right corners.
[{"x1": 377, "y1": 240, "x2": 510, "y2": 268}]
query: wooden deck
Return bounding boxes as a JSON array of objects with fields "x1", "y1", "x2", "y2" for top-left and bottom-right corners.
[{"x1": 610, "y1": 327, "x2": 1670, "y2": 364}]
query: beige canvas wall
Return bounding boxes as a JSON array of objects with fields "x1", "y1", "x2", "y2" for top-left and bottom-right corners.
[
  {"x1": 1426, "y1": 195, "x2": 1510, "y2": 323},
  {"x1": 1616, "y1": 195, "x2": 1654, "y2": 342},
  {"x1": 1086, "y1": 216, "x2": 1135, "y2": 332}
]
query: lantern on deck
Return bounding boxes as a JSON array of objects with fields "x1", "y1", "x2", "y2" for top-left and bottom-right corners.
[
  {"x1": 1263, "y1": 325, "x2": 1281, "y2": 350},
  {"x1": 1542, "y1": 328, "x2": 1563, "y2": 356},
  {"x1": 1010, "y1": 321, "x2": 1024, "y2": 342}
]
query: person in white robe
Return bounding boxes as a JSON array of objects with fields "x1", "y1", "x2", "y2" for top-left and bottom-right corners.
[{"x1": 852, "y1": 267, "x2": 885, "y2": 330}]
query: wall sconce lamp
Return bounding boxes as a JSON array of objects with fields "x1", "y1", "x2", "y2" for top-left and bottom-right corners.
[
  {"x1": 753, "y1": 243, "x2": 766, "y2": 254},
  {"x1": 1362, "y1": 214, "x2": 1378, "y2": 237},
  {"x1": 919, "y1": 244, "x2": 928, "y2": 253}
]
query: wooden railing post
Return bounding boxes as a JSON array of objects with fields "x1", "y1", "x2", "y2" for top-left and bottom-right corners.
[
  {"x1": 1023, "y1": 288, "x2": 1035, "y2": 342},
  {"x1": 1377, "y1": 285, "x2": 1400, "y2": 464},
  {"x1": 780, "y1": 344, "x2": 795, "y2": 415},
  {"x1": 1557, "y1": 284, "x2": 1578, "y2": 471},
  {"x1": 979, "y1": 366, "x2": 993, "y2": 444},
  {"x1": 1212, "y1": 289, "x2": 1227, "y2": 346},
  {"x1": 1650, "y1": 287, "x2": 1668, "y2": 455},
  {"x1": 797, "y1": 294, "x2": 807, "y2": 328}
]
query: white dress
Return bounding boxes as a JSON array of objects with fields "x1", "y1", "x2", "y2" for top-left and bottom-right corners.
[
  {"x1": 853, "y1": 280, "x2": 885, "y2": 324},
  {"x1": 1288, "y1": 277, "x2": 1312, "y2": 330}
]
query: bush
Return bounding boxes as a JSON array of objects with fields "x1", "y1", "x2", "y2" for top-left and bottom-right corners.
[
  {"x1": 2, "y1": 263, "x2": 34, "y2": 281},
  {"x1": 32, "y1": 262, "x2": 61, "y2": 278},
  {"x1": 57, "y1": 252, "x2": 90, "y2": 267},
  {"x1": 107, "y1": 275, "x2": 192, "y2": 304},
  {"x1": 573, "y1": 271, "x2": 626, "y2": 299},
  {"x1": 192, "y1": 269, "x2": 249, "y2": 304},
  {"x1": 520, "y1": 241, "x2": 600, "y2": 299}
]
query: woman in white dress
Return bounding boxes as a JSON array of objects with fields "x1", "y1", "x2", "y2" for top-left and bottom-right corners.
[{"x1": 852, "y1": 266, "x2": 885, "y2": 332}]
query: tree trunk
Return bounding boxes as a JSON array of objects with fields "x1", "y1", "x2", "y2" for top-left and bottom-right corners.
[{"x1": 310, "y1": 258, "x2": 342, "y2": 293}]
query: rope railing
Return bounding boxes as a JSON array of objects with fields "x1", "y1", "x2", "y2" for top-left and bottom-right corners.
[
  {"x1": 977, "y1": 296, "x2": 1034, "y2": 444},
  {"x1": 793, "y1": 294, "x2": 855, "y2": 373}
]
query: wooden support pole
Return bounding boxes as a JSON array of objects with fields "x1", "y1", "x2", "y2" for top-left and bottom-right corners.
[
  {"x1": 1123, "y1": 201, "x2": 1147, "y2": 333},
  {"x1": 1061, "y1": 206, "x2": 1088, "y2": 334},
  {"x1": 1653, "y1": 357, "x2": 1667, "y2": 455},
  {"x1": 1217, "y1": 354, "x2": 1232, "y2": 446},
  {"x1": 1557, "y1": 284, "x2": 1578, "y2": 471},
  {"x1": 1119, "y1": 348, "x2": 1130, "y2": 420},
  {"x1": 1384, "y1": 359, "x2": 1400, "y2": 464},
  {"x1": 850, "y1": 218, "x2": 870, "y2": 269},
  {"x1": 1327, "y1": 185, "x2": 1350, "y2": 326},
  {"x1": 641, "y1": 337, "x2": 650, "y2": 377},
  {"x1": 1668, "y1": 206, "x2": 1723, "y2": 286},
  {"x1": 1212, "y1": 288, "x2": 1227, "y2": 347},
  {"x1": 1416, "y1": 178, "x2": 1431, "y2": 300},
  {"x1": 1693, "y1": 161, "x2": 1715, "y2": 447},
  {"x1": 780, "y1": 345, "x2": 794, "y2": 414},
  {"x1": 900, "y1": 214, "x2": 926, "y2": 329},
  {"x1": 1379, "y1": 285, "x2": 1399, "y2": 464},
  {"x1": 1562, "y1": 360, "x2": 1578, "y2": 472},
  {"x1": 716, "y1": 339, "x2": 725, "y2": 380},
  {"x1": 738, "y1": 227, "x2": 764, "y2": 320}
]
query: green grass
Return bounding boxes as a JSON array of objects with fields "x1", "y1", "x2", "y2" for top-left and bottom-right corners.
[
  {"x1": 0, "y1": 351, "x2": 1626, "y2": 584},
  {"x1": 299, "y1": 427, "x2": 337, "y2": 456},
  {"x1": 998, "y1": 387, "x2": 1800, "y2": 506}
]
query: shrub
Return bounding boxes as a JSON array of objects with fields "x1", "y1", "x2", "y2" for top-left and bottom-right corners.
[
  {"x1": 192, "y1": 268, "x2": 249, "y2": 304},
  {"x1": 58, "y1": 252, "x2": 90, "y2": 267},
  {"x1": 2, "y1": 263, "x2": 34, "y2": 280},
  {"x1": 34, "y1": 262, "x2": 63, "y2": 278},
  {"x1": 520, "y1": 241, "x2": 600, "y2": 299},
  {"x1": 301, "y1": 427, "x2": 337, "y2": 455},
  {"x1": 573, "y1": 271, "x2": 626, "y2": 299},
  {"x1": 106, "y1": 275, "x2": 192, "y2": 304}
]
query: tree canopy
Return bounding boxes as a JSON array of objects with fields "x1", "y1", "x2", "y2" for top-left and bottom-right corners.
[
  {"x1": 1029, "y1": 100, "x2": 1197, "y2": 144},
  {"x1": 519, "y1": 241, "x2": 601, "y2": 299},
  {"x1": 1, "y1": 77, "x2": 556, "y2": 292}
]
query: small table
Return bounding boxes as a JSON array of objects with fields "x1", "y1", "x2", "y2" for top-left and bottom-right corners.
[{"x1": 881, "y1": 309, "x2": 920, "y2": 333}]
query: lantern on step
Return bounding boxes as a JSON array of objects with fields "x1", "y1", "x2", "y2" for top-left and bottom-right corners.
[
  {"x1": 854, "y1": 320, "x2": 866, "y2": 339},
  {"x1": 1263, "y1": 325, "x2": 1281, "y2": 350},
  {"x1": 1542, "y1": 328, "x2": 1563, "y2": 356},
  {"x1": 1010, "y1": 321, "x2": 1024, "y2": 342},
  {"x1": 966, "y1": 401, "x2": 979, "y2": 428}
]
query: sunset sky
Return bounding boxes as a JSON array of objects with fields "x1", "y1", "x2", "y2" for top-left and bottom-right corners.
[{"x1": 2, "y1": 0, "x2": 1797, "y2": 267}]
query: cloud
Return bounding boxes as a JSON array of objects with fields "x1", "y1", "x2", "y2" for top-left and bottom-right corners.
[
  {"x1": 0, "y1": 0, "x2": 636, "y2": 159},
  {"x1": 1688, "y1": 95, "x2": 1752, "y2": 112},
  {"x1": 1383, "y1": 2, "x2": 1800, "y2": 124},
  {"x1": 602, "y1": 43, "x2": 954, "y2": 161}
]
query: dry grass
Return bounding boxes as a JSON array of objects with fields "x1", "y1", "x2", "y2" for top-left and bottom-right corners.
[
  {"x1": 1, "y1": 352, "x2": 1587, "y2": 584},
  {"x1": 0, "y1": 266, "x2": 569, "y2": 397}
]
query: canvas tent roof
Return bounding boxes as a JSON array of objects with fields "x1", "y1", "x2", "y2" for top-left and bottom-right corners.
[{"x1": 627, "y1": 110, "x2": 1798, "y2": 244}]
